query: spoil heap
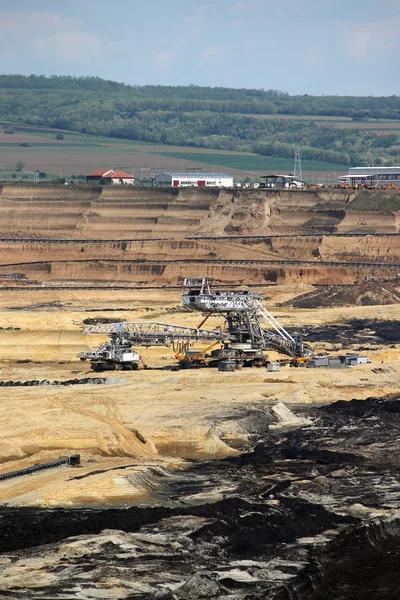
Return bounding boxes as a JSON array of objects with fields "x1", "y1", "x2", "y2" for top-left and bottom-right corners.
[{"x1": 282, "y1": 281, "x2": 400, "y2": 309}]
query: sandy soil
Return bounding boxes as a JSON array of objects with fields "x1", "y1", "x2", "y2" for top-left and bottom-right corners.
[{"x1": 0, "y1": 285, "x2": 398, "y2": 508}]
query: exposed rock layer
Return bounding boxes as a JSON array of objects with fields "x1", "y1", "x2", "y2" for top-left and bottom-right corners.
[
  {"x1": 0, "y1": 186, "x2": 398, "y2": 287},
  {"x1": 0, "y1": 185, "x2": 398, "y2": 239}
]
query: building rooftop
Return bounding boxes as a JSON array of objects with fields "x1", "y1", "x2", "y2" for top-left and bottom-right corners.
[
  {"x1": 349, "y1": 166, "x2": 400, "y2": 171},
  {"x1": 86, "y1": 169, "x2": 114, "y2": 177},
  {"x1": 103, "y1": 171, "x2": 133, "y2": 179},
  {"x1": 156, "y1": 173, "x2": 231, "y2": 178},
  {"x1": 261, "y1": 174, "x2": 298, "y2": 179}
]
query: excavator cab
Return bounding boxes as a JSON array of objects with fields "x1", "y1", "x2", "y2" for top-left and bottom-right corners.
[{"x1": 181, "y1": 278, "x2": 213, "y2": 311}]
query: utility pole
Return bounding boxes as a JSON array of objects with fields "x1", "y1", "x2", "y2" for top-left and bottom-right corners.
[{"x1": 294, "y1": 146, "x2": 302, "y2": 181}]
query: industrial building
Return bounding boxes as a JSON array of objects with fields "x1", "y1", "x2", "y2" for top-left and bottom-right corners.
[
  {"x1": 260, "y1": 174, "x2": 305, "y2": 188},
  {"x1": 339, "y1": 167, "x2": 400, "y2": 186},
  {"x1": 153, "y1": 172, "x2": 234, "y2": 188}
]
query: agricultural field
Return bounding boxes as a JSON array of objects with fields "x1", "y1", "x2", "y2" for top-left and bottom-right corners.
[
  {"x1": 151, "y1": 151, "x2": 349, "y2": 173},
  {"x1": 0, "y1": 133, "x2": 245, "y2": 178},
  {"x1": 0, "y1": 169, "x2": 56, "y2": 182},
  {"x1": 242, "y1": 113, "x2": 400, "y2": 135},
  {"x1": 0, "y1": 132, "x2": 348, "y2": 181}
]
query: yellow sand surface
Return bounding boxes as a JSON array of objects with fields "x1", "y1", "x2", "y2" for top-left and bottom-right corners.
[{"x1": 0, "y1": 287, "x2": 398, "y2": 506}]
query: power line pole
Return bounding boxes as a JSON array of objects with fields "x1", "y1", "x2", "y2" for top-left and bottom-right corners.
[{"x1": 294, "y1": 146, "x2": 302, "y2": 181}]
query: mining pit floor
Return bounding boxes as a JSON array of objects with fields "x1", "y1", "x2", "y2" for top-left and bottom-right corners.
[
  {"x1": 1, "y1": 185, "x2": 400, "y2": 598},
  {"x1": 0, "y1": 286, "x2": 399, "y2": 598}
]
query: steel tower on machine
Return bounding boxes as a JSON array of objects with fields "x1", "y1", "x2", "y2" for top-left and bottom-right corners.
[{"x1": 181, "y1": 279, "x2": 310, "y2": 361}]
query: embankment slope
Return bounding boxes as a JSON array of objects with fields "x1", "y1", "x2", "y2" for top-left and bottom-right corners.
[{"x1": 0, "y1": 185, "x2": 399, "y2": 286}]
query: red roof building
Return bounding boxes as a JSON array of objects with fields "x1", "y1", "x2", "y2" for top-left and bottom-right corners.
[
  {"x1": 86, "y1": 169, "x2": 134, "y2": 185},
  {"x1": 86, "y1": 169, "x2": 114, "y2": 178},
  {"x1": 102, "y1": 171, "x2": 132, "y2": 179},
  {"x1": 102, "y1": 171, "x2": 134, "y2": 185}
]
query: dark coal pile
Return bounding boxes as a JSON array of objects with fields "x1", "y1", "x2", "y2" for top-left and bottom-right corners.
[
  {"x1": 0, "y1": 377, "x2": 110, "y2": 387},
  {"x1": 0, "y1": 396, "x2": 399, "y2": 598},
  {"x1": 296, "y1": 318, "x2": 400, "y2": 346},
  {"x1": 282, "y1": 282, "x2": 400, "y2": 309},
  {"x1": 83, "y1": 316, "x2": 127, "y2": 324},
  {"x1": 274, "y1": 517, "x2": 400, "y2": 600}
]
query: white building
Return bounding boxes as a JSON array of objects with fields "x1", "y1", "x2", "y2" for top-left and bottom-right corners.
[
  {"x1": 153, "y1": 172, "x2": 234, "y2": 188},
  {"x1": 340, "y1": 167, "x2": 400, "y2": 186}
]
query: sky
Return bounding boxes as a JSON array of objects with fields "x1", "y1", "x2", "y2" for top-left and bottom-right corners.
[{"x1": 0, "y1": 0, "x2": 399, "y2": 96}]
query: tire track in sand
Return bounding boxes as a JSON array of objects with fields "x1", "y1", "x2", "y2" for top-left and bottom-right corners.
[{"x1": 47, "y1": 395, "x2": 158, "y2": 459}]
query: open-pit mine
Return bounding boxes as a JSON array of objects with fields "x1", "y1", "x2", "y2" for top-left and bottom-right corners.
[{"x1": 0, "y1": 184, "x2": 399, "y2": 599}]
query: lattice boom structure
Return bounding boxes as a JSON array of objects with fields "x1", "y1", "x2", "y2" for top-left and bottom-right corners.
[{"x1": 83, "y1": 321, "x2": 228, "y2": 347}]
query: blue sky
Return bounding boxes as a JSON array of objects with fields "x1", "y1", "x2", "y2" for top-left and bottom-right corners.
[{"x1": 0, "y1": 0, "x2": 399, "y2": 95}]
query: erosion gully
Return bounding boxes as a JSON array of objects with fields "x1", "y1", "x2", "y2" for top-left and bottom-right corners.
[{"x1": 0, "y1": 322, "x2": 399, "y2": 599}]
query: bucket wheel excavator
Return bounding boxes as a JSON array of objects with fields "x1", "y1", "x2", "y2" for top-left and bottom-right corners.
[
  {"x1": 180, "y1": 278, "x2": 311, "y2": 365},
  {"x1": 78, "y1": 278, "x2": 311, "y2": 371}
]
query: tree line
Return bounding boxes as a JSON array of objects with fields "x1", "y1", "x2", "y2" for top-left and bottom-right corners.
[
  {"x1": 1, "y1": 75, "x2": 399, "y2": 118},
  {"x1": 0, "y1": 75, "x2": 399, "y2": 166}
]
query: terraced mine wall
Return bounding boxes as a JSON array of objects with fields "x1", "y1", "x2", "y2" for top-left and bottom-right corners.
[
  {"x1": 0, "y1": 185, "x2": 399, "y2": 287},
  {"x1": 0, "y1": 258, "x2": 398, "y2": 287},
  {"x1": 0, "y1": 184, "x2": 399, "y2": 239}
]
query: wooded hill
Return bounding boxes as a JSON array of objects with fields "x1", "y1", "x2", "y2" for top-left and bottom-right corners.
[{"x1": 1, "y1": 75, "x2": 399, "y2": 167}]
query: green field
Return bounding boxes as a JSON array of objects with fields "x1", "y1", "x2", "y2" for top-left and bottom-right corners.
[
  {"x1": 0, "y1": 130, "x2": 348, "y2": 179},
  {"x1": 0, "y1": 143, "x2": 130, "y2": 153},
  {"x1": 0, "y1": 169, "x2": 58, "y2": 181},
  {"x1": 151, "y1": 151, "x2": 348, "y2": 172}
]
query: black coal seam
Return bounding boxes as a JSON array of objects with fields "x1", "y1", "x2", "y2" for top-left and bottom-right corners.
[
  {"x1": 1, "y1": 395, "x2": 398, "y2": 559},
  {"x1": 0, "y1": 496, "x2": 357, "y2": 556},
  {"x1": 272, "y1": 517, "x2": 400, "y2": 600},
  {"x1": 68, "y1": 464, "x2": 140, "y2": 481}
]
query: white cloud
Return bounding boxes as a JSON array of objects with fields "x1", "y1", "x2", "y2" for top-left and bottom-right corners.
[
  {"x1": 183, "y1": 5, "x2": 207, "y2": 39},
  {"x1": 199, "y1": 45, "x2": 227, "y2": 64},
  {"x1": 35, "y1": 31, "x2": 100, "y2": 63},
  {"x1": 230, "y1": 0, "x2": 299, "y2": 16},
  {"x1": 65, "y1": 0, "x2": 97, "y2": 12},
  {"x1": 303, "y1": 48, "x2": 324, "y2": 69},
  {"x1": 230, "y1": 0, "x2": 266, "y2": 14},
  {"x1": 184, "y1": 5, "x2": 207, "y2": 24},
  {"x1": 151, "y1": 51, "x2": 175, "y2": 70},
  {"x1": 0, "y1": 10, "x2": 100, "y2": 65},
  {"x1": 367, "y1": 0, "x2": 400, "y2": 8},
  {"x1": 345, "y1": 15, "x2": 400, "y2": 59}
]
